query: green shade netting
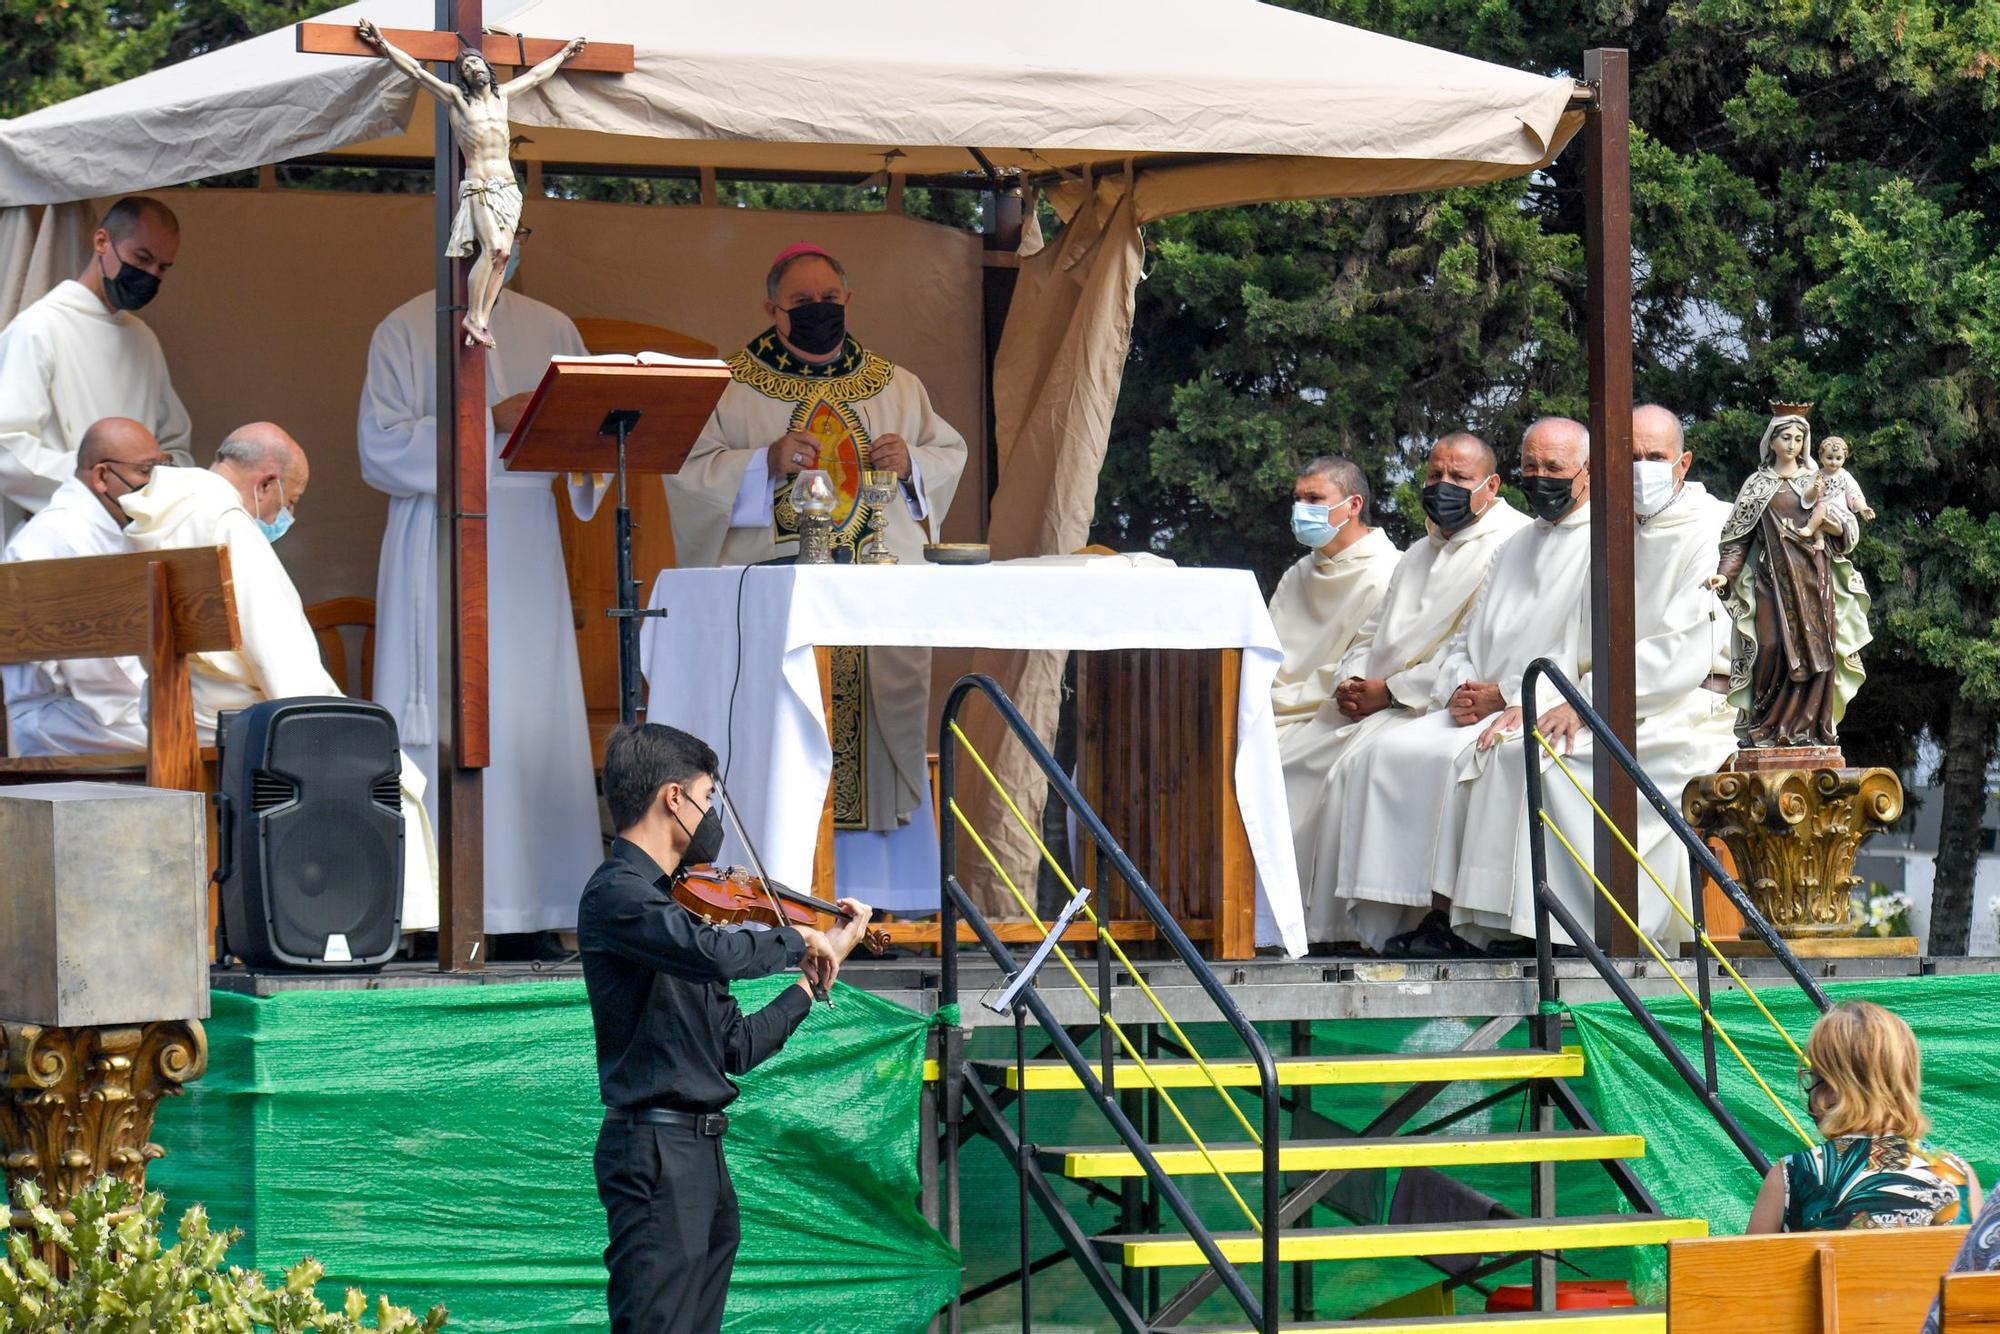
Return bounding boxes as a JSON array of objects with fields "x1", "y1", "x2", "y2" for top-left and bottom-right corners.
[
  {"x1": 1567, "y1": 971, "x2": 2000, "y2": 1298},
  {"x1": 148, "y1": 979, "x2": 959, "y2": 1333}
]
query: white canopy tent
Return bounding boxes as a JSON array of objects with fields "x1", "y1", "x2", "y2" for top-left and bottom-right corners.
[{"x1": 0, "y1": 0, "x2": 1646, "y2": 962}]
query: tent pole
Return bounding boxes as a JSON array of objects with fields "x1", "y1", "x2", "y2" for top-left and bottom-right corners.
[
  {"x1": 980, "y1": 185, "x2": 1024, "y2": 536},
  {"x1": 436, "y1": 0, "x2": 488, "y2": 972},
  {"x1": 1582, "y1": 47, "x2": 1638, "y2": 956}
]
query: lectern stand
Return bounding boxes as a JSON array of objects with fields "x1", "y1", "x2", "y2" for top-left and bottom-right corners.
[{"x1": 501, "y1": 357, "x2": 731, "y2": 723}]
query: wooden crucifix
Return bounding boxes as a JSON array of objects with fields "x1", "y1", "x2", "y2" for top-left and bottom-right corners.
[{"x1": 299, "y1": 6, "x2": 632, "y2": 971}]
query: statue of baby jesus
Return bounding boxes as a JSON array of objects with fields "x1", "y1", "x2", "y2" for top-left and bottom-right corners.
[{"x1": 1794, "y1": 435, "x2": 1875, "y2": 550}]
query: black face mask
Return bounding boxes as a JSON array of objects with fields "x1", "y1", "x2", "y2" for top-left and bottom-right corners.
[
  {"x1": 98, "y1": 247, "x2": 161, "y2": 312},
  {"x1": 783, "y1": 301, "x2": 847, "y2": 356},
  {"x1": 1421, "y1": 481, "x2": 1482, "y2": 532},
  {"x1": 675, "y1": 800, "x2": 725, "y2": 868},
  {"x1": 1520, "y1": 473, "x2": 1579, "y2": 523}
]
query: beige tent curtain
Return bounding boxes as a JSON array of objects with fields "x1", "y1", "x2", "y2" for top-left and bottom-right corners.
[
  {"x1": 957, "y1": 176, "x2": 1144, "y2": 914},
  {"x1": 0, "y1": 203, "x2": 91, "y2": 325}
]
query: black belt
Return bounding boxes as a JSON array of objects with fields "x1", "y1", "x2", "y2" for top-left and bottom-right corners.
[{"x1": 607, "y1": 1107, "x2": 728, "y2": 1136}]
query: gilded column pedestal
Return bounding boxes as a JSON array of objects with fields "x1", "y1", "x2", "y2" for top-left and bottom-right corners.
[
  {"x1": 1683, "y1": 761, "x2": 1903, "y2": 939},
  {"x1": 2, "y1": 1019, "x2": 207, "y2": 1223}
]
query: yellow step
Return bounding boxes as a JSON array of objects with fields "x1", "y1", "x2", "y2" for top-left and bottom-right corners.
[
  {"x1": 1042, "y1": 1130, "x2": 1644, "y2": 1178},
  {"x1": 1159, "y1": 1308, "x2": 1664, "y2": 1334},
  {"x1": 1094, "y1": 1213, "x2": 1706, "y2": 1268},
  {"x1": 980, "y1": 1045, "x2": 1584, "y2": 1092}
]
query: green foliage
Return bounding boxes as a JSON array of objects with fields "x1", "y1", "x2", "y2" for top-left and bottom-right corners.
[{"x1": 0, "y1": 1177, "x2": 446, "y2": 1333}]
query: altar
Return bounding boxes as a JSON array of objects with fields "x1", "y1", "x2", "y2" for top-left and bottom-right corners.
[{"x1": 639, "y1": 559, "x2": 1307, "y2": 957}]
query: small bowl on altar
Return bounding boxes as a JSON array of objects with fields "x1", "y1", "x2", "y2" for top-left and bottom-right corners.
[{"x1": 923, "y1": 543, "x2": 991, "y2": 565}]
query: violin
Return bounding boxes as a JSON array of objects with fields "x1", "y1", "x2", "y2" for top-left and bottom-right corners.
[{"x1": 672, "y1": 864, "x2": 890, "y2": 956}]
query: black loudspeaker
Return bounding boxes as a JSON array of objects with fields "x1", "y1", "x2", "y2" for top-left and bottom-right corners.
[{"x1": 215, "y1": 697, "x2": 404, "y2": 970}]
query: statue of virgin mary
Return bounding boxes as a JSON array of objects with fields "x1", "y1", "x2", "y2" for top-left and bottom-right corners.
[{"x1": 1705, "y1": 405, "x2": 1872, "y2": 749}]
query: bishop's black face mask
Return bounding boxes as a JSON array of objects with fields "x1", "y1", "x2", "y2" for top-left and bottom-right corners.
[
  {"x1": 675, "y1": 798, "x2": 725, "y2": 868},
  {"x1": 98, "y1": 246, "x2": 161, "y2": 312},
  {"x1": 1520, "y1": 472, "x2": 1579, "y2": 523},
  {"x1": 783, "y1": 300, "x2": 847, "y2": 355},
  {"x1": 1421, "y1": 480, "x2": 1480, "y2": 532}
]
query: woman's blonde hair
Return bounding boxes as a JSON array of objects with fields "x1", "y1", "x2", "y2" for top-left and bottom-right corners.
[{"x1": 1805, "y1": 1000, "x2": 1930, "y2": 1140}]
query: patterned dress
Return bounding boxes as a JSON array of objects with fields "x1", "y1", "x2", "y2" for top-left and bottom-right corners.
[
  {"x1": 1921, "y1": 1189, "x2": 2000, "y2": 1334},
  {"x1": 1781, "y1": 1134, "x2": 1971, "y2": 1232}
]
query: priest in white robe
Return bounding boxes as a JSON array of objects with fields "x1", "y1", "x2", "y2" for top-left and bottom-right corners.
[
  {"x1": 358, "y1": 237, "x2": 607, "y2": 936},
  {"x1": 1448, "y1": 405, "x2": 1736, "y2": 949},
  {"x1": 1, "y1": 417, "x2": 170, "y2": 753},
  {"x1": 121, "y1": 423, "x2": 439, "y2": 932},
  {"x1": 666, "y1": 244, "x2": 967, "y2": 908},
  {"x1": 1329, "y1": 418, "x2": 1595, "y2": 952},
  {"x1": 0, "y1": 198, "x2": 192, "y2": 545},
  {"x1": 1292, "y1": 433, "x2": 1530, "y2": 941},
  {"x1": 1268, "y1": 454, "x2": 1398, "y2": 858}
]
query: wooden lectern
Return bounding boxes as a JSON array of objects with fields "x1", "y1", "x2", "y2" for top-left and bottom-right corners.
[{"x1": 501, "y1": 357, "x2": 731, "y2": 723}]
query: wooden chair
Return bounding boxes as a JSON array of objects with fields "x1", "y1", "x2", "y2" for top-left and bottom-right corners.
[
  {"x1": 304, "y1": 595, "x2": 375, "y2": 697},
  {"x1": 556, "y1": 319, "x2": 718, "y2": 763},
  {"x1": 1941, "y1": 1271, "x2": 2000, "y2": 1332},
  {"x1": 1667, "y1": 1226, "x2": 1970, "y2": 1334}
]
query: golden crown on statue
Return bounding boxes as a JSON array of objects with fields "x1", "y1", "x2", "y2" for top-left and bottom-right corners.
[{"x1": 1769, "y1": 399, "x2": 1815, "y2": 419}]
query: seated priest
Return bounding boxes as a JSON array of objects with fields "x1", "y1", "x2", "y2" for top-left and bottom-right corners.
[
  {"x1": 0, "y1": 197, "x2": 193, "y2": 544},
  {"x1": 120, "y1": 423, "x2": 439, "y2": 932},
  {"x1": 1290, "y1": 432, "x2": 1530, "y2": 943},
  {"x1": 359, "y1": 220, "x2": 606, "y2": 940},
  {"x1": 1326, "y1": 417, "x2": 1594, "y2": 954},
  {"x1": 0, "y1": 417, "x2": 171, "y2": 754},
  {"x1": 1446, "y1": 404, "x2": 1736, "y2": 950},
  {"x1": 1268, "y1": 454, "x2": 1399, "y2": 859},
  {"x1": 665, "y1": 243, "x2": 967, "y2": 909}
]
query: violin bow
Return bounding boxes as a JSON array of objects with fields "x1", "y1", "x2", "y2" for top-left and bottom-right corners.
[{"x1": 714, "y1": 776, "x2": 832, "y2": 1005}]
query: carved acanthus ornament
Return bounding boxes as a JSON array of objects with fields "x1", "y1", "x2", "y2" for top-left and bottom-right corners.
[
  {"x1": 1, "y1": 1019, "x2": 207, "y2": 1222},
  {"x1": 1683, "y1": 767, "x2": 1904, "y2": 938}
]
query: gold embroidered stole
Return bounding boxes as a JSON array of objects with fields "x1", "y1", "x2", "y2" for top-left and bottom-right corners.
[{"x1": 726, "y1": 333, "x2": 897, "y2": 829}]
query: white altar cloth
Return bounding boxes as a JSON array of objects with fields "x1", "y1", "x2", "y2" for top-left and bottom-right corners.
[{"x1": 639, "y1": 562, "x2": 1306, "y2": 956}]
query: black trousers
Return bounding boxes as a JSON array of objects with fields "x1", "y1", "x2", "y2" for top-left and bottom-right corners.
[{"x1": 594, "y1": 1118, "x2": 741, "y2": 1334}]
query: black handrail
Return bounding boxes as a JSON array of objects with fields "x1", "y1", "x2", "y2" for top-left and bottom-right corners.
[
  {"x1": 939, "y1": 672, "x2": 1281, "y2": 1334},
  {"x1": 1521, "y1": 657, "x2": 1830, "y2": 1176}
]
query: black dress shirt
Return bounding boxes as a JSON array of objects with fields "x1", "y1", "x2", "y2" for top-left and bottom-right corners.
[{"x1": 577, "y1": 838, "x2": 812, "y2": 1112}]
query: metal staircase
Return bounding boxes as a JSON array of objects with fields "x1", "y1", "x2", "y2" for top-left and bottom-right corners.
[{"x1": 934, "y1": 673, "x2": 1719, "y2": 1333}]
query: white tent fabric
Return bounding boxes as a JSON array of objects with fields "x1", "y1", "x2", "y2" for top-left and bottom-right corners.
[{"x1": 0, "y1": 0, "x2": 1580, "y2": 215}]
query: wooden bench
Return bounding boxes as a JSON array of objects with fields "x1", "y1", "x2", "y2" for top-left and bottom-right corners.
[
  {"x1": 1942, "y1": 1270, "x2": 2000, "y2": 1332},
  {"x1": 1668, "y1": 1226, "x2": 1970, "y2": 1333},
  {"x1": 0, "y1": 546, "x2": 238, "y2": 791}
]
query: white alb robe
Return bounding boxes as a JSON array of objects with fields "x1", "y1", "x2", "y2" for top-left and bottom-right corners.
[
  {"x1": 1293, "y1": 501, "x2": 1531, "y2": 940},
  {"x1": 1269, "y1": 528, "x2": 1400, "y2": 735},
  {"x1": 358, "y1": 288, "x2": 605, "y2": 935},
  {"x1": 1449, "y1": 483, "x2": 1737, "y2": 947},
  {"x1": 1, "y1": 474, "x2": 146, "y2": 753},
  {"x1": 1268, "y1": 528, "x2": 1399, "y2": 872},
  {"x1": 1331, "y1": 503, "x2": 1595, "y2": 948},
  {"x1": 666, "y1": 335, "x2": 966, "y2": 909},
  {"x1": 120, "y1": 467, "x2": 439, "y2": 932},
  {"x1": 0, "y1": 279, "x2": 192, "y2": 543}
]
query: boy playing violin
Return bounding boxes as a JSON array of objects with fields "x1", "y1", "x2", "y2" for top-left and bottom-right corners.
[{"x1": 578, "y1": 722, "x2": 874, "y2": 1334}]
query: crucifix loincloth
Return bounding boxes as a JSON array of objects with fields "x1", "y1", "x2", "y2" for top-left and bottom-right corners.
[{"x1": 445, "y1": 176, "x2": 523, "y2": 258}]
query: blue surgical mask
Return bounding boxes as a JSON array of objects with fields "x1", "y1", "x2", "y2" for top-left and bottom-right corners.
[
  {"x1": 1291, "y1": 500, "x2": 1346, "y2": 550},
  {"x1": 502, "y1": 245, "x2": 522, "y2": 288},
  {"x1": 256, "y1": 478, "x2": 295, "y2": 544}
]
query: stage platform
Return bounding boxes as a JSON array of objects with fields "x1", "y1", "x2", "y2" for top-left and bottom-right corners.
[{"x1": 209, "y1": 949, "x2": 2000, "y2": 1026}]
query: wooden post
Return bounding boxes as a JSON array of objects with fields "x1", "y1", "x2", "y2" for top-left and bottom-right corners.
[
  {"x1": 1213, "y1": 649, "x2": 1256, "y2": 960},
  {"x1": 1582, "y1": 48, "x2": 1639, "y2": 955},
  {"x1": 812, "y1": 645, "x2": 837, "y2": 899},
  {"x1": 436, "y1": 0, "x2": 487, "y2": 971}
]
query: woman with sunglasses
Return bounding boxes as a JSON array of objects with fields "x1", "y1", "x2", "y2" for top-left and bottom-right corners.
[{"x1": 1746, "y1": 1000, "x2": 1979, "y2": 1233}]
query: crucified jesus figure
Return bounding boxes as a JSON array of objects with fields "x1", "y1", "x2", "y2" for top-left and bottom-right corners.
[{"x1": 358, "y1": 19, "x2": 585, "y2": 348}]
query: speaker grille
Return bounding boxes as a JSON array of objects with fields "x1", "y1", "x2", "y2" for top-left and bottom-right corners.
[
  {"x1": 372, "y1": 774, "x2": 401, "y2": 811},
  {"x1": 252, "y1": 771, "x2": 298, "y2": 812}
]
